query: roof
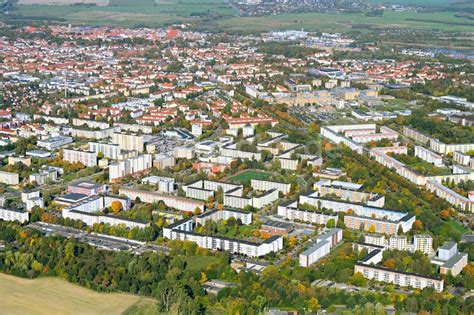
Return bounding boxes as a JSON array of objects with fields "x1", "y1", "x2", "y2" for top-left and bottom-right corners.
[{"x1": 442, "y1": 252, "x2": 467, "y2": 269}]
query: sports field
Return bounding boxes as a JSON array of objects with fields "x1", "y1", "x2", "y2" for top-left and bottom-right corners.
[
  {"x1": 0, "y1": 273, "x2": 155, "y2": 315},
  {"x1": 228, "y1": 170, "x2": 272, "y2": 184}
]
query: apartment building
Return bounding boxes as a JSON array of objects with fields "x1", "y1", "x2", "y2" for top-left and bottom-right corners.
[
  {"x1": 67, "y1": 181, "x2": 107, "y2": 196},
  {"x1": 195, "y1": 209, "x2": 252, "y2": 226},
  {"x1": 370, "y1": 147, "x2": 426, "y2": 185},
  {"x1": 141, "y1": 176, "x2": 175, "y2": 193},
  {"x1": 163, "y1": 219, "x2": 283, "y2": 257},
  {"x1": 0, "y1": 208, "x2": 29, "y2": 223},
  {"x1": 388, "y1": 236, "x2": 408, "y2": 251},
  {"x1": 364, "y1": 234, "x2": 386, "y2": 247},
  {"x1": 219, "y1": 143, "x2": 262, "y2": 161},
  {"x1": 426, "y1": 180, "x2": 473, "y2": 212},
  {"x1": 153, "y1": 154, "x2": 176, "y2": 170},
  {"x1": 277, "y1": 201, "x2": 338, "y2": 226},
  {"x1": 29, "y1": 167, "x2": 59, "y2": 185},
  {"x1": 63, "y1": 148, "x2": 98, "y2": 167},
  {"x1": 414, "y1": 235, "x2": 433, "y2": 255},
  {"x1": 37, "y1": 136, "x2": 73, "y2": 150},
  {"x1": 430, "y1": 139, "x2": 474, "y2": 155},
  {"x1": 21, "y1": 190, "x2": 44, "y2": 211},
  {"x1": 402, "y1": 126, "x2": 432, "y2": 145},
  {"x1": 63, "y1": 210, "x2": 148, "y2": 229},
  {"x1": 109, "y1": 154, "x2": 153, "y2": 183},
  {"x1": 414, "y1": 146, "x2": 443, "y2": 167},
  {"x1": 299, "y1": 228, "x2": 343, "y2": 267},
  {"x1": 184, "y1": 180, "x2": 280, "y2": 210},
  {"x1": 250, "y1": 179, "x2": 291, "y2": 194},
  {"x1": 314, "y1": 179, "x2": 385, "y2": 207},
  {"x1": 119, "y1": 187, "x2": 205, "y2": 213},
  {"x1": 431, "y1": 242, "x2": 468, "y2": 277},
  {"x1": 299, "y1": 192, "x2": 415, "y2": 233},
  {"x1": 112, "y1": 132, "x2": 145, "y2": 152},
  {"x1": 71, "y1": 127, "x2": 119, "y2": 140},
  {"x1": 88, "y1": 142, "x2": 121, "y2": 159},
  {"x1": 0, "y1": 171, "x2": 19, "y2": 185},
  {"x1": 453, "y1": 151, "x2": 473, "y2": 167},
  {"x1": 8, "y1": 156, "x2": 32, "y2": 167},
  {"x1": 321, "y1": 125, "x2": 364, "y2": 154},
  {"x1": 354, "y1": 263, "x2": 444, "y2": 292}
]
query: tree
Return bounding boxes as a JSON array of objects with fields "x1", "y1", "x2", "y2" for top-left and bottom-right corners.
[
  {"x1": 350, "y1": 272, "x2": 367, "y2": 287},
  {"x1": 369, "y1": 225, "x2": 376, "y2": 233},
  {"x1": 326, "y1": 219, "x2": 335, "y2": 228},
  {"x1": 307, "y1": 297, "x2": 320, "y2": 311},
  {"x1": 111, "y1": 201, "x2": 123, "y2": 214}
]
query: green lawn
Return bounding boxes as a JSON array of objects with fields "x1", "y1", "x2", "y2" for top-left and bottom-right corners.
[
  {"x1": 228, "y1": 170, "x2": 272, "y2": 185},
  {"x1": 177, "y1": 255, "x2": 219, "y2": 271}
]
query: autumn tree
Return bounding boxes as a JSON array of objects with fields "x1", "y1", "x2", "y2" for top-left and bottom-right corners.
[{"x1": 111, "y1": 201, "x2": 123, "y2": 214}]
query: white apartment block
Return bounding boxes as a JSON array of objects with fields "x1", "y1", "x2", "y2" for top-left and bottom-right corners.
[
  {"x1": 116, "y1": 123, "x2": 153, "y2": 134},
  {"x1": 63, "y1": 210, "x2": 148, "y2": 229},
  {"x1": 364, "y1": 234, "x2": 386, "y2": 247},
  {"x1": 112, "y1": 132, "x2": 145, "y2": 152},
  {"x1": 388, "y1": 236, "x2": 408, "y2": 251},
  {"x1": 414, "y1": 146, "x2": 443, "y2": 167},
  {"x1": 0, "y1": 171, "x2": 19, "y2": 185},
  {"x1": 403, "y1": 126, "x2": 432, "y2": 145},
  {"x1": 414, "y1": 235, "x2": 433, "y2": 255},
  {"x1": 299, "y1": 228, "x2": 342, "y2": 267},
  {"x1": 88, "y1": 142, "x2": 121, "y2": 159},
  {"x1": 109, "y1": 154, "x2": 152, "y2": 183},
  {"x1": 354, "y1": 263, "x2": 444, "y2": 292},
  {"x1": 277, "y1": 201, "x2": 338, "y2": 226},
  {"x1": 250, "y1": 179, "x2": 291, "y2": 194},
  {"x1": 72, "y1": 118, "x2": 110, "y2": 130},
  {"x1": 63, "y1": 149, "x2": 97, "y2": 167},
  {"x1": 0, "y1": 208, "x2": 29, "y2": 223},
  {"x1": 321, "y1": 126, "x2": 364, "y2": 154},
  {"x1": 195, "y1": 209, "x2": 252, "y2": 226},
  {"x1": 370, "y1": 147, "x2": 426, "y2": 186},
  {"x1": 21, "y1": 190, "x2": 44, "y2": 211},
  {"x1": 153, "y1": 154, "x2": 176, "y2": 170},
  {"x1": 365, "y1": 234, "x2": 432, "y2": 255},
  {"x1": 430, "y1": 139, "x2": 474, "y2": 155},
  {"x1": 426, "y1": 180, "x2": 473, "y2": 212},
  {"x1": 314, "y1": 179, "x2": 385, "y2": 207},
  {"x1": 71, "y1": 127, "x2": 119, "y2": 140},
  {"x1": 163, "y1": 219, "x2": 283, "y2": 257},
  {"x1": 141, "y1": 176, "x2": 175, "y2": 193},
  {"x1": 119, "y1": 187, "x2": 205, "y2": 213},
  {"x1": 65, "y1": 195, "x2": 104, "y2": 213},
  {"x1": 453, "y1": 151, "x2": 473, "y2": 167},
  {"x1": 37, "y1": 136, "x2": 73, "y2": 150},
  {"x1": 220, "y1": 143, "x2": 262, "y2": 161},
  {"x1": 29, "y1": 169, "x2": 58, "y2": 185},
  {"x1": 433, "y1": 242, "x2": 468, "y2": 277}
]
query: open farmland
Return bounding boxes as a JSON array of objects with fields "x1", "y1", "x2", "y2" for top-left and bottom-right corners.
[
  {"x1": 18, "y1": 0, "x2": 109, "y2": 5},
  {"x1": 0, "y1": 273, "x2": 154, "y2": 315},
  {"x1": 5, "y1": 1, "x2": 474, "y2": 31}
]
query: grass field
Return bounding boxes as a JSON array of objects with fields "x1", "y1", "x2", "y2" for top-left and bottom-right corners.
[
  {"x1": 172, "y1": 255, "x2": 219, "y2": 271},
  {"x1": 9, "y1": 0, "x2": 236, "y2": 27},
  {"x1": 0, "y1": 273, "x2": 155, "y2": 315},
  {"x1": 5, "y1": 2, "x2": 474, "y2": 32},
  {"x1": 228, "y1": 170, "x2": 272, "y2": 185},
  {"x1": 212, "y1": 10, "x2": 474, "y2": 33}
]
